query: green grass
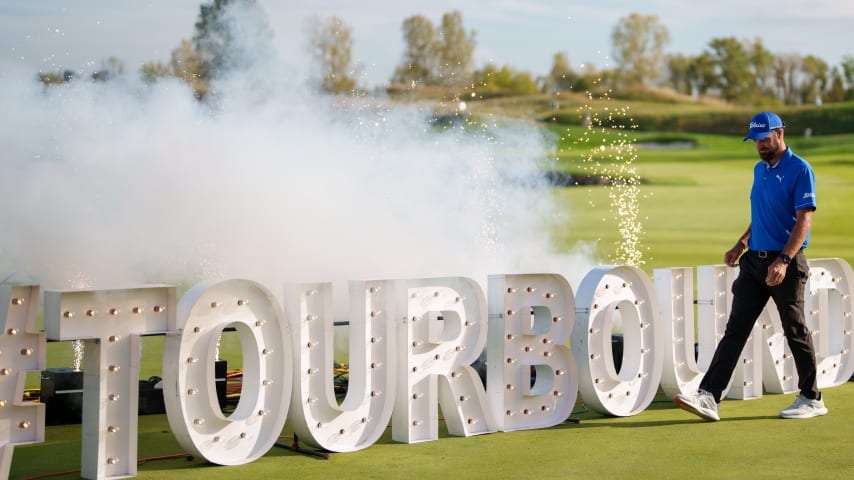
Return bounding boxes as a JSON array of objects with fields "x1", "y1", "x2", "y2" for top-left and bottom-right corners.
[{"x1": 12, "y1": 383, "x2": 854, "y2": 479}]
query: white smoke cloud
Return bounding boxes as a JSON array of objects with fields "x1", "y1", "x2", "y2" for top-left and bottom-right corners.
[{"x1": 0, "y1": 2, "x2": 595, "y2": 297}]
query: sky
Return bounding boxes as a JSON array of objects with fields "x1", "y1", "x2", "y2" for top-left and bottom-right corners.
[{"x1": 1, "y1": 0, "x2": 853, "y2": 87}]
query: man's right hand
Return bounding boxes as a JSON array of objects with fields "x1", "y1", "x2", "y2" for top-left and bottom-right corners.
[{"x1": 724, "y1": 244, "x2": 744, "y2": 267}]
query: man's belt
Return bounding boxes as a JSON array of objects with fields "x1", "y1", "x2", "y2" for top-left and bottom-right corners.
[{"x1": 749, "y1": 249, "x2": 802, "y2": 259}]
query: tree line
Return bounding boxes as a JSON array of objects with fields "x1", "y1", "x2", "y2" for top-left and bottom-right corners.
[{"x1": 38, "y1": 0, "x2": 854, "y2": 106}]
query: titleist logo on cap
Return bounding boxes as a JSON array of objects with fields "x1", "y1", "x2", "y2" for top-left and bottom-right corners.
[{"x1": 750, "y1": 122, "x2": 767, "y2": 128}]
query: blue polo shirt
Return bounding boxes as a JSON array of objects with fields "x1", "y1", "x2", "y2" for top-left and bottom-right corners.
[{"x1": 748, "y1": 147, "x2": 817, "y2": 251}]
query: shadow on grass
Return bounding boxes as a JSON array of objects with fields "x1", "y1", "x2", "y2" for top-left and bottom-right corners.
[{"x1": 564, "y1": 414, "x2": 779, "y2": 429}]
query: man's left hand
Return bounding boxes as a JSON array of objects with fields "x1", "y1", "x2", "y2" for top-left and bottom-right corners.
[{"x1": 765, "y1": 260, "x2": 787, "y2": 286}]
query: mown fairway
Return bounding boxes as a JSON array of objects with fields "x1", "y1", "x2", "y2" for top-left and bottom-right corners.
[{"x1": 547, "y1": 126, "x2": 854, "y2": 273}]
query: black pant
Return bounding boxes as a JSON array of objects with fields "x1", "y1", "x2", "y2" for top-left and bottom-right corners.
[{"x1": 699, "y1": 250, "x2": 819, "y2": 402}]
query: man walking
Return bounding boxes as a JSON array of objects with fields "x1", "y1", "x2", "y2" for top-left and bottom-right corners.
[{"x1": 674, "y1": 112, "x2": 826, "y2": 421}]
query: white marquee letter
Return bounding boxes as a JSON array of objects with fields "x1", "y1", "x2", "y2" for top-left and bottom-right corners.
[
  {"x1": 654, "y1": 268, "x2": 702, "y2": 398},
  {"x1": 573, "y1": 266, "x2": 662, "y2": 416},
  {"x1": 806, "y1": 258, "x2": 854, "y2": 387},
  {"x1": 285, "y1": 281, "x2": 396, "y2": 452},
  {"x1": 486, "y1": 274, "x2": 577, "y2": 431},
  {"x1": 757, "y1": 301, "x2": 798, "y2": 394},
  {"x1": 162, "y1": 279, "x2": 291, "y2": 466},
  {"x1": 0, "y1": 285, "x2": 45, "y2": 480},
  {"x1": 695, "y1": 265, "x2": 757, "y2": 399},
  {"x1": 697, "y1": 263, "x2": 833, "y2": 400},
  {"x1": 393, "y1": 277, "x2": 495, "y2": 443},
  {"x1": 44, "y1": 286, "x2": 174, "y2": 480}
]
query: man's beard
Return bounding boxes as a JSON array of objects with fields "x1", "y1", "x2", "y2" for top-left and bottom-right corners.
[
  {"x1": 758, "y1": 139, "x2": 778, "y2": 161},
  {"x1": 759, "y1": 149, "x2": 776, "y2": 161}
]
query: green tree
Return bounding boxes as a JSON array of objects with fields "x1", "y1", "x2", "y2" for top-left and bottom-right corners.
[
  {"x1": 171, "y1": 39, "x2": 208, "y2": 98},
  {"x1": 40, "y1": 61, "x2": 125, "y2": 86},
  {"x1": 800, "y1": 54, "x2": 829, "y2": 104},
  {"x1": 306, "y1": 15, "x2": 358, "y2": 94},
  {"x1": 193, "y1": 0, "x2": 241, "y2": 79},
  {"x1": 687, "y1": 52, "x2": 715, "y2": 96},
  {"x1": 665, "y1": 53, "x2": 693, "y2": 95},
  {"x1": 140, "y1": 61, "x2": 171, "y2": 84},
  {"x1": 474, "y1": 63, "x2": 538, "y2": 94},
  {"x1": 391, "y1": 11, "x2": 475, "y2": 88},
  {"x1": 746, "y1": 38, "x2": 775, "y2": 97},
  {"x1": 435, "y1": 11, "x2": 476, "y2": 87},
  {"x1": 140, "y1": 0, "x2": 270, "y2": 99},
  {"x1": 192, "y1": 0, "x2": 272, "y2": 80},
  {"x1": 825, "y1": 67, "x2": 846, "y2": 103},
  {"x1": 842, "y1": 54, "x2": 854, "y2": 100},
  {"x1": 38, "y1": 70, "x2": 74, "y2": 86},
  {"x1": 392, "y1": 15, "x2": 438, "y2": 86},
  {"x1": 92, "y1": 56, "x2": 125, "y2": 82},
  {"x1": 611, "y1": 13, "x2": 670, "y2": 87},
  {"x1": 546, "y1": 51, "x2": 578, "y2": 92},
  {"x1": 140, "y1": 39, "x2": 208, "y2": 99},
  {"x1": 704, "y1": 37, "x2": 754, "y2": 103},
  {"x1": 774, "y1": 53, "x2": 801, "y2": 105}
]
